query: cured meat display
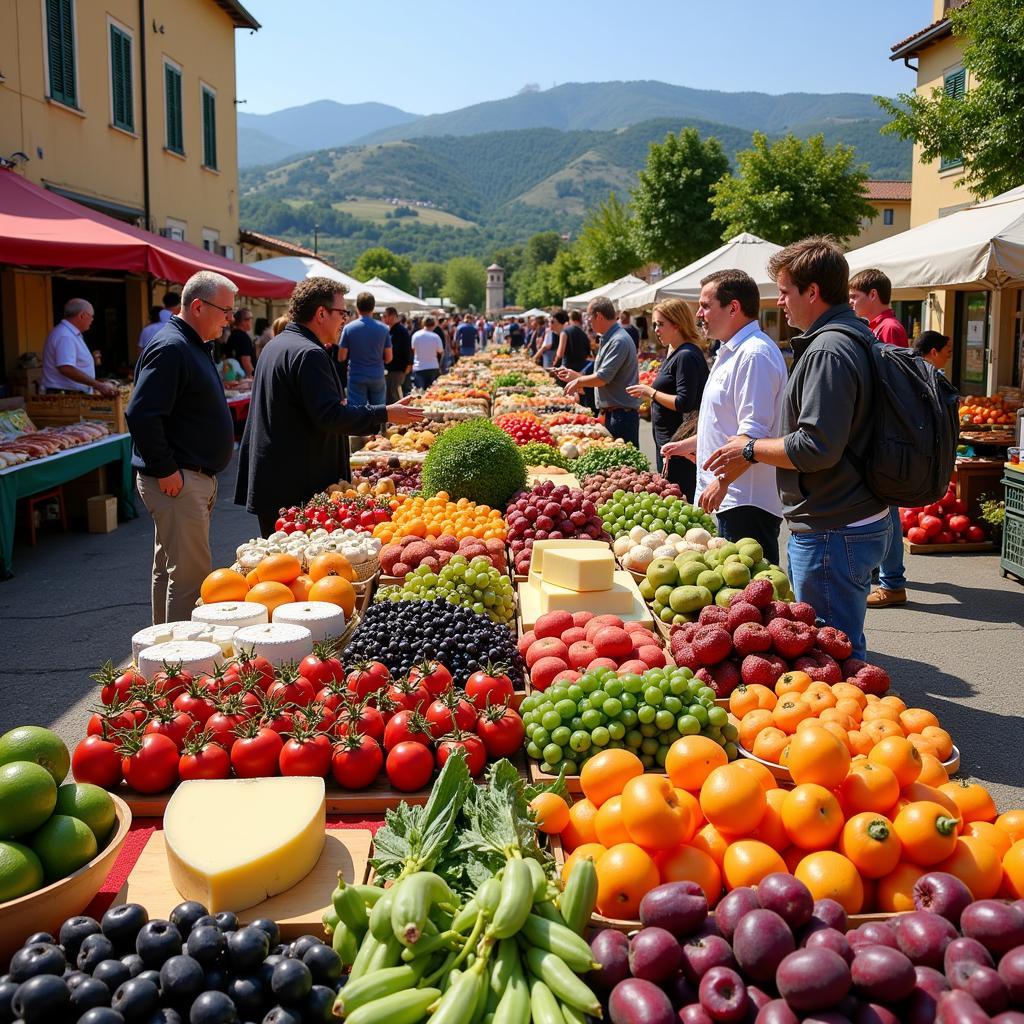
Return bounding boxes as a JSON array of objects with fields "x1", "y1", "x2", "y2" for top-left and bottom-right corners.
[{"x1": 0, "y1": 420, "x2": 110, "y2": 468}]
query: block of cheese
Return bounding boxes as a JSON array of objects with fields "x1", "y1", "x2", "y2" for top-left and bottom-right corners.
[
  {"x1": 137, "y1": 640, "x2": 222, "y2": 681},
  {"x1": 518, "y1": 573, "x2": 654, "y2": 631},
  {"x1": 528, "y1": 539, "x2": 610, "y2": 583},
  {"x1": 192, "y1": 602, "x2": 268, "y2": 629},
  {"x1": 207, "y1": 625, "x2": 239, "y2": 658},
  {"x1": 233, "y1": 622, "x2": 313, "y2": 666},
  {"x1": 542, "y1": 547, "x2": 615, "y2": 593},
  {"x1": 132, "y1": 622, "x2": 209, "y2": 664},
  {"x1": 272, "y1": 601, "x2": 346, "y2": 642},
  {"x1": 164, "y1": 777, "x2": 326, "y2": 912}
]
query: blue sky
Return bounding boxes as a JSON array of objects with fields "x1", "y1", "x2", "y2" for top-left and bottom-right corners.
[{"x1": 235, "y1": 0, "x2": 932, "y2": 116}]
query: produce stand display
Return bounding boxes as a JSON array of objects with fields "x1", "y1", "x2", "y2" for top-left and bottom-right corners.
[
  {"x1": 4, "y1": 353, "x2": 1024, "y2": 1023},
  {"x1": 1002, "y1": 463, "x2": 1024, "y2": 581}
]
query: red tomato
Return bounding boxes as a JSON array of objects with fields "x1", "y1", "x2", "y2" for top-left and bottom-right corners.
[
  {"x1": 143, "y1": 708, "x2": 196, "y2": 753},
  {"x1": 346, "y1": 662, "x2": 390, "y2": 701},
  {"x1": 87, "y1": 697, "x2": 137, "y2": 737},
  {"x1": 230, "y1": 725, "x2": 284, "y2": 779},
  {"x1": 331, "y1": 734, "x2": 384, "y2": 790},
  {"x1": 300, "y1": 650, "x2": 344, "y2": 689},
  {"x1": 280, "y1": 733, "x2": 332, "y2": 777},
  {"x1": 436, "y1": 734, "x2": 486, "y2": 777},
  {"x1": 173, "y1": 682, "x2": 218, "y2": 727},
  {"x1": 267, "y1": 671, "x2": 315, "y2": 708},
  {"x1": 179, "y1": 734, "x2": 231, "y2": 781},
  {"x1": 338, "y1": 702, "x2": 386, "y2": 743},
  {"x1": 206, "y1": 700, "x2": 249, "y2": 752},
  {"x1": 476, "y1": 703, "x2": 526, "y2": 759},
  {"x1": 408, "y1": 660, "x2": 452, "y2": 698},
  {"x1": 151, "y1": 666, "x2": 191, "y2": 703},
  {"x1": 234, "y1": 653, "x2": 275, "y2": 693},
  {"x1": 121, "y1": 733, "x2": 179, "y2": 793},
  {"x1": 464, "y1": 666, "x2": 514, "y2": 711},
  {"x1": 92, "y1": 662, "x2": 144, "y2": 707},
  {"x1": 386, "y1": 741, "x2": 434, "y2": 792},
  {"x1": 385, "y1": 677, "x2": 431, "y2": 716},
  {"x1": 315, "y1": 681, "x2": 348, "y2": 714},
  {"x1": 425, "y1": 695, "x2": 477, "y2": 739},
  {"x1": 72, "y1": 735, "x2": 123, "y2": 788},
  {"x1": 383, "y1": 710, "x2": 434, "y2": 752}
]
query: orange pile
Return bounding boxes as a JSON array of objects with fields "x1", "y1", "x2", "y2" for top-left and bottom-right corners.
[
  {"x1": 960, "y1": 395, "x2": 1016, "y2": 426},
  {"x1": 373, "y1": 492, "x2": 507, "y2": 544}
]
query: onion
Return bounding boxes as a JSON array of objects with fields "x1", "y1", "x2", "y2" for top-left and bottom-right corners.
[{"x1": 613, "y1": 536, "x2": 633, "y2": 557}]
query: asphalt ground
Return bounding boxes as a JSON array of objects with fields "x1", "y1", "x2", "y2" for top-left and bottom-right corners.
[{"x1": 1, "y1": 424, "x2": 1022, "y2": 813}]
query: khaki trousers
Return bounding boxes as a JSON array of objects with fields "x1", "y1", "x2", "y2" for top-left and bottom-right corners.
[{"x1": 137, "y1": 469, "x2": 218, "y2": 624}]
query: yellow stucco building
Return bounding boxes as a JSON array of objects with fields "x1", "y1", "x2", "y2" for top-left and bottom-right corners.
[
  {"x1": 0, "y1": 0, "x2": 260, "y2": 379},
  {"x1": 853, "y1": 181, "x2": 912, "y2": 248}
]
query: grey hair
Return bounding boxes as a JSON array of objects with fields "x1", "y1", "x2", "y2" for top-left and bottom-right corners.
[
  {"x1": 64, "y1": 298, "x2": 93, "y2": 317},
  {"x1": 181, "y1": 270, "x2": 238, "y2": 308},
  {"x1": 588, "y1": 296, "x2": 616, "y2": 320}
]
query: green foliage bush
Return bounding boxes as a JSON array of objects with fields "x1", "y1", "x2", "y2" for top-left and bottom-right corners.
[{"x1": 421, "y1": 420, "x2": 527, "y2": 510}]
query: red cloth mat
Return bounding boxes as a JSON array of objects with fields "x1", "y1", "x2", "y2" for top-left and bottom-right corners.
[{"x1": 84, "y1": 815, "x2": 384, "y2": 921}]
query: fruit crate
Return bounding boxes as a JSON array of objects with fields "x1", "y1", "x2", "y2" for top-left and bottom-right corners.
[
  {"x1": 1003, "y1": 472, "x2": 1024, "y2": 517},
  {"x1": 1000, "y1": 508, "x2": 1024, "y2": 583}
]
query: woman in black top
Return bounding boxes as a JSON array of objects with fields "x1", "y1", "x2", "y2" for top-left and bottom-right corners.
[{"x1": 627, "y1": 299, "x2": 708, "y2": 500}]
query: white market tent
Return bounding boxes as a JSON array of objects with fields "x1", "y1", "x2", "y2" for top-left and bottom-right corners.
[
  {"x1": 564, "y1": 274, "x2": 646, "y2": 311},
  {"x1": 520, "y1": 307, "x2": 551, "y2": 318},
  {"x1": 846, "y1": 184, "x2": 1024, "y2": 289},
  {"x1": 247, "y1": 255, "x2": 364, "y2": 293},
  {"x1": 359, "y1": 276, "x2": 423, "y2": 312},
  {"x1": 616, "y1": 233, "x2": 783, "y2": 311}
]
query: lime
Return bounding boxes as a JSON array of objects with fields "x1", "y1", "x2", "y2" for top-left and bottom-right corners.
[
  {"x1": 30, "y1": 814, "x2": 97, "y2": 882},
  {"x1": 0, "y1": 841, "x2": 44, "y2": 900},
  {"x1": 54, "y1": 783, "x2": 116, "y2": 845},
  {"x1": 0, "y1": 726, "x2": 70, "y2": 786},
  {"x1": 0, "y1": 761, "x2": 57, "y2": 838}
]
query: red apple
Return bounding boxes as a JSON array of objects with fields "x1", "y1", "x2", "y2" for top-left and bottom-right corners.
[
  {"x1": 966, "y1": 525, "x2": 986, "y2": 543},
  {"x1": 919, "y1": 514, "x2": 943, "y2": 538}
]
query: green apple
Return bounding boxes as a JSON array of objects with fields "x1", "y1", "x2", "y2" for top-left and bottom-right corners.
[
  {"x1": 696, "y1": 569, "x2": 724, "y2": 593},
  {"x1": 738, "y1": 540, "x2": 764, "y2": 563},
  {"x1": 677, "y1": 560, "x2": 706, "y2": 586},
  {"x1": 646, "y1": 558, "x2": 679, "y2": 588},
  {"x1": 655, "y1": 584, "x2": 675, "y2": 606},
  {"x1": 638, "y1": 577, "x2": 656, "y2": 601},
  {"x1": 715, "y1": 586, "x2": 742, "y2": 608},
  {"x1": 669, "y1": 585, "x2": 706, "y2": 614},
  {"x1": 721, "y1": 561, "x2": 752, "y2": 587}
]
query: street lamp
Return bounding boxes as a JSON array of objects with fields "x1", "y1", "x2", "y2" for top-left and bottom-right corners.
[{"x1": 314, "y1": 224, "x2": 319, "y2": 256}]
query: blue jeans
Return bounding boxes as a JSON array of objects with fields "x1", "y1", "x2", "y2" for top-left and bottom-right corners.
[
  {"x1": 786, "y1": 516, "x2": 893, "y2": 661},
  {"x1": 873, "y1": 506, "x2": 907, "y2": 591},
  {"x1": 348, "y1": 378, "x2": 386, "y2": 407},
  {"x1": 603, "y1": 408, "x2": 640, "y2": 447},
  {"x1": 413, "y1": 368, "x2": 439, "y2": 390}
]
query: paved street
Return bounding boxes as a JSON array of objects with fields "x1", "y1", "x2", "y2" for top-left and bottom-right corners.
[{"x1": 1, "y1": 430, "x2": 1022, "y2": 812}]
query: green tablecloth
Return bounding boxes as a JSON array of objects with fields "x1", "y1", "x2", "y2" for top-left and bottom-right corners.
[{"x1": 0, "y1": 434, "x2": 136, "y2": 576}]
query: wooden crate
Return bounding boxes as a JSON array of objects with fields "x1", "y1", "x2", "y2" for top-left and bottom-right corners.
[
  {"x1": 27, "y1": 391, "x2": 129, "y2": 434},
  {"x1": 903, "y1": 539, "x2": 995, "y2": 555}
]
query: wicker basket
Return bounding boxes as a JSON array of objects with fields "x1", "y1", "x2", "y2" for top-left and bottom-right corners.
[{"x1": 350, "y1": 556, "x2": 380, "y2": 583}]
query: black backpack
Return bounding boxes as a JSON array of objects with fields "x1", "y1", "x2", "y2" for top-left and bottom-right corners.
[{"x1": 836, "y1": 326, "x2": 960, "y2": 507}]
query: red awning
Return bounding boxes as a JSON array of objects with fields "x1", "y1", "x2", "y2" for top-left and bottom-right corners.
[{"x1": 0, "y1": 169, "x2": 294, "y2": 299}]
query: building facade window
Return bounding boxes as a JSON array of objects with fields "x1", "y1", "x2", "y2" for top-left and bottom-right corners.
[
  {"x1": 202, "y1": 228, "x2": 220, "y2": 253},
  {"x1": 939, "y1": 68, "x2": 966, "y2": 171},
  {"x1": 163, "y1": 218, "x2": 187, "y2": 241},
  {"x1": 883, "y1": 208, "x2": 894, "y2": 226},
  {"x1": 164, "y1": 61, "x2": 184, "y2": 154},
  {"x1": 109, "y1": 23, "x2": 134, "y2": 132},
  {"x1": 201, "y1": 85, "x2": 217, "y2": 169},
  {"x1": 45, "y1": 0, "x2": 78, "y2": 108}
]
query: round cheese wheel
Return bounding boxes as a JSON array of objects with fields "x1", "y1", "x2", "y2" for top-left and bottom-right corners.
[
  {"x1": 233, "y1": 622, "x2": 313, "y2": 667},
  {"x1": 192, "y1": 602, "x2": 269, "y2": 629},
  {"x1": 272, "y1": 601, "x2": 346, "y2": 643},
  {"x1": 137, "y1": 640, "x2": 222, "y2": 682}
]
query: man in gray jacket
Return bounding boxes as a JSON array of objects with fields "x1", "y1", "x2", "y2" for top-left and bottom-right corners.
[{"x1": 704, "y1": 237, "x2": 889, "y2": 660}]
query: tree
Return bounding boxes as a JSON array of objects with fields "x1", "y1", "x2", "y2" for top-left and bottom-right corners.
[
  {"x1": 631, "y1": 128, "x2": 730, "y2": 273},
  {"x1": 523, "y1": 231, "x2": 563, "y2": 270},
  {"x1": 546, "y1": 247, "x2": 594, "y2": 307},
  {"x1": 576, "y1": 192, "x2": 643, "y2": 283},
  {"x1": 411, "y1": 261, "x2": 445, "y2": 298},
  {"x1": 710, "y1": 133, "x2": 875, "y2": 245},
  {"x1": 878, "y1": 0, "x2": 1024, "y2": 201},
  {"x1": 351, "y1": 247, "x2": 414, "y2": 292},
  {"x1": 444, "y1": 256, "x2": 486, "y2": 310}
]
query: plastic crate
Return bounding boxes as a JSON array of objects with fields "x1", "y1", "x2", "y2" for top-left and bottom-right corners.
[
  {"x1": 1003, "y1": 475, "x2": 1024, "y2": 517},
  {"x1": 1001, "y1": 509, "x2": 1024, "y2": 581}
]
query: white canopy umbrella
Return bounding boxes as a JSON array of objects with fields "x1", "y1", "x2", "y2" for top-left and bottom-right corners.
[
  {"x1": 617, "y1": 234, "x2": 783, "y2": 310},
  {"x1": 519, "y1": 307, "x2": 552, "y2": 318},
  {"x1": 564, "y1": 274, "x2": 646, "y2": 311},
  {"x1": 846, "y1": 185, "x2": 1024, "y2": 289},
  {"x1": 359, "y1": 276, "x2": 423, "y2": 312},
  {"x1": 247, "y1": 255, "x2": 363, "y2": 293}
]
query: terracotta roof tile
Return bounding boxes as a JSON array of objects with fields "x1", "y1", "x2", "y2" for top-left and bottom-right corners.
[
  {"x1": 864, "y1": 180, "x2": 912, "y2": 201},
  {"x1": 239, "y1": 229, "x2": 316, "y2": 258},
  {"x1": 890, "y1": 16, "x2": 953, "y2": 57}
]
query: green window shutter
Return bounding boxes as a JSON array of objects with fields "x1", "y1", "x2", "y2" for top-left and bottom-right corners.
[
  {"x1": 110, "y1": 26, "x2": 134, "y2": 131},
  {"x1": 46, "y1": 0, "x2": 77, "y2": 107},
  {"x1": 165, "y1": 65, "x2": 183, "y2": 153},
  {"x1": 202, "y1": 89, "x2": 217, "y2": 169},
  {"x1": 939, "y1": 69, "x2": 967, "y2": 170}
]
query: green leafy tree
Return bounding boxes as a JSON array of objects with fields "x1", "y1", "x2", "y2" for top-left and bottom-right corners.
[
  {"x1": 523, "y1": 231, "x2": 562, "y2": 270},
  {"x1": 877, "y1": 0, "x2": 1024, "y2": 200},
  {"x1": 576, "y1": 192, "x2": 643, "y2": 283},
  {"x1": 411, "y1": 261, "x2": 445, "y2": 298},
  {"x1": 631, "y1": 128, "x2": 730, "y2": 273},
  {"x1": 351, "y1": 247, "x2": 414, "y2": 292},
  {"x1": 444, "y1": 256, "x2": 487, "y2": 309},
  {"x1": 547, "y1": 247, "x2": 594, "y2": 306},
  {"x1": 710, "y1": 132, "x2": 875, "y2": 245}
]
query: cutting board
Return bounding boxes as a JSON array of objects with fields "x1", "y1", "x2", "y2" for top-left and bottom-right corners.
[{"x1": 118, "y1": 829, "x2": 372, "y2": 938}]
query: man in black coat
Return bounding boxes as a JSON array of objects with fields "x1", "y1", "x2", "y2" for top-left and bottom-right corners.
[{"x1": 235, "y1": 277, "x2": 423, "y2": 536}]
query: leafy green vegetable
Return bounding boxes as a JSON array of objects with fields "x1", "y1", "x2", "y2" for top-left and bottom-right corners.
[
  {"x1": 516, "y1": 442, "x2": 570, "y2": 470},
  {"x1": 421, "y1": 419, "x2": 527, "y2": 510},
  {"x1": 574, "y1": 443, "x2": 650, "y2": 478}
]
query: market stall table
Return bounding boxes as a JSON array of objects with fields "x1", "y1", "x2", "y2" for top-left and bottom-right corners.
[
  {"x1": 226, "y1": 393, "x2": 251, "y2": 441},
  {"x1": 0, "y1": 433, "x2": 136, "y2": 578}
]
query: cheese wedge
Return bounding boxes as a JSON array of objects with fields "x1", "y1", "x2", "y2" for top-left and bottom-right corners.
[
  {"x1": 164, "y1": 777, "x2": 326, "y2": 912},
  {"x1": 542, "y1": 547, "x2": 615, "y2": 593}
]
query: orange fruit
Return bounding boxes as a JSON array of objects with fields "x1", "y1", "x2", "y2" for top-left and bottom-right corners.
[
  {"x1": 781, "y1": 784, "x2": 844, "y2": 851},
  {"x1": 786, "y1": 725, "x2": 851, "y2": 789},
  {"x1": 862, "y1": 702, "x2": 900, "y2": 724},
  {"x1": 244, "y1": 581, "x2": 295, "y2": 616},
  {"x1": 307, "y1": 575, "x2": 356, "y2": 617},
  {"x1": 580, "y1": 749, "x2": 644, "y2": 807},
  {"x1": 691, "y1": 822, "x2": 730, "y2": 868},
  {"x1": 561, "y1": 842, "x2": 607, "y2": 884},
  {"x1": 964, "y1": 820, "x2": 1012, "y2": 859},
  {"x1": 939, "y1": 781, "x2": 998, "y2": 824},
  {"x1": 840, "y1": 813, "x2": 902, "y2": 879},
  {"x1": 838, "y1": 761, "x2": 900, "y2": 816},
  {"x1": 530, "y1": 792, "x2": 570, "y2": 834},
  {"x1": 868, "y1": 736, "x2": 922, "y2": 788},
  {"x1": 201, "y1": 567, "x2": 249, "y2": 603},
  {"x1": 794, "y1": 851, "x2": 865, "y2": 914},
  {"x1": 862, "y1": 719, "x2": 905, "y2": 745},
  {"x1": 245, "y1": 567, "x2": 260, "y2": 587},
  {"x1": 936, "y1": 836, "x2": 1002, "y2": 899},
  {"x1": 308, "y1": 552, "x2": 354, "y2": 582},
  {"x1": 750, "y1": 787, "x2": 789, "y2": 851},
  {"x1": 832, "y1": 682, "x2": 867, "y2": 708},
  {"x1": 621, "y1": 775, "x2": 698, "y2": 851},
  {"x1": 595, "y1": 843, "x2": 659, "y2": 920},
  {"x1": 731, "y1": 759, "x2": 778, "y2": 793},
  {"x1": 899, "y1": 707, "x2": 940, "y2": 734},
  {"x1": 906, "y1": 734, "x2": 941, "y2": 759},
  {"x1": 665, "y1": 736, "x2": 728, "y2": 791},
  {"x1": 835, "y1": 698, "x2": 865, "y2": 724},
  {"x1": 288, "y1": 574, "x2": 315, "y2": 601},
  {"x1": 921, "y1": 726, "x2": 953, "y2": 761},
  {"x1": 722, "y1": 840, "x2": 787, "y2": 889},
  {"x1": 561, "y1": 798, "x2": 599, "y2": 852},
  {"x1": 773, "y1": 698, "x2": 813, "y2": 735},
  {"x1": 255, "y1": 553, "x2": 302, "y2": 585},
  {"x1": 775, "y1": 671, "x2": 812, "y2": 697},
  {"x1": 893, "y1": 801, "x2": 962, "y2": 866},
  {"x1": 655, "y1": 845, "x2": 723, "y2": 905},
  {"x1": 803, "y1": 689, "x2": 837, "y2": 715},
  {"x1": 917, "y1": 753, "x2": 949, "y2": 788},
  {"x1": 699, "y1": 764, "x2": 766, "y2": 836},
  {"x1": 818, "y1": 708, "x2": 856, "y2": 731},
  {"x1": 594, "y1": 795, "x2": 632, "y2": 848},
  {"x1": 729, "y1": 684, "x2": 777, "y2": 718},
  {"x1": 997, "y1": 809, "x2": 1024, "y2": 844},
  {"x1": 751, "y1": 727, "x2": 789, "y2": 764},
  {"x1": 898, "y1": 781, "x2": 959, "y2": 817},
  {"x1": 847, "y1": 730, "x2": 873, "y2": 757},
  {"x1": 738, "y1": 710, "x2": 775, "y2": 750},
  {"x1": 1003, "y1": 840, "x2": 1024, "y2": 899}
]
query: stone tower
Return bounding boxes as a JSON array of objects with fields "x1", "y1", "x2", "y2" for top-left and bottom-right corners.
[{"x1": 485, "y1": 264, "x2": 504, "y2": 315}]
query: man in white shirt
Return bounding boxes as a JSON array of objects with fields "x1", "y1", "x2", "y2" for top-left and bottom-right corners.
[
  {"x1": 41, "y1": 299, "x2": 118, "y2": 397},
  {"x1": 137, "y1": 291, "x2": 181, "y2": 355},
  {"x1": 411, "y1": 315, "x2": 445, "y2": 390},
  {"x1": 661, "y1": 270, "x2": 786, "y2": 563}
]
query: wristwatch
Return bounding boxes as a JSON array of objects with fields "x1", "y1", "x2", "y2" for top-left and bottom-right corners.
[{"x1": 742, "y1": 439, "x2": 758, "y2": 464}]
